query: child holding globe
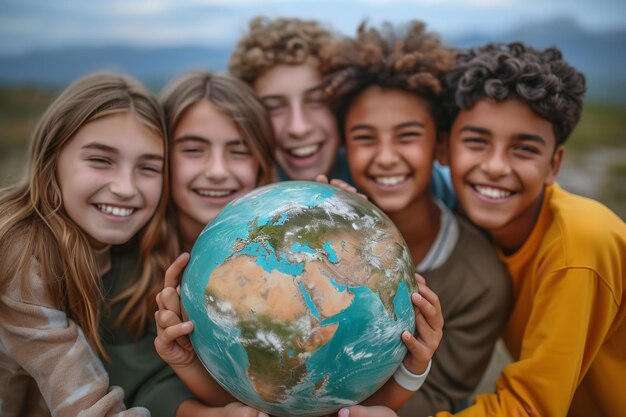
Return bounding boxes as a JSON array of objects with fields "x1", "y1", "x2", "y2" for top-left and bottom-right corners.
[
  {"x1": 0, "y1": 73, "x2": 168, "y2": 416},
  {"x1": 152, "y1": 70, "x2": 277, "y2": 415},
  {"x1": 319, "y1": 20, "x2": 512, "y2": 416}
]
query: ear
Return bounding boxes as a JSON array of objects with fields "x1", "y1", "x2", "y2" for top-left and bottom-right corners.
[
  {"x1": 436, "y1": 132, "x2": 450, "y2": 166},
  {"x1": 545, "y1": 146, "x2": 564, "y2": 185}
]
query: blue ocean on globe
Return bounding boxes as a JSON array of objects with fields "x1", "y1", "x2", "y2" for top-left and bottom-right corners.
[{"x1": 181, "y1": 181, "x2": 417, "y2": 417}]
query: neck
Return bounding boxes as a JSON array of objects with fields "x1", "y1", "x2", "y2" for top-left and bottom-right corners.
[
  {"x1": 176, "y1": 213, "x2": 204, "y2": 253},
  {"x1": 387, "y1": 195, "x2": 440, "y2": 265},
  {"x1": 91, "y1": 244, "x2": 112, "y2": 276}
]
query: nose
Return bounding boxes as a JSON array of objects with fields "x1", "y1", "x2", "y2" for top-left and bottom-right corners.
[
  {"x1": 287, "y1": 102, "x2": 313, "y2": 139},
  {"x1": 480, "y1": 148, "x2": 512, "y2": 179},
  {"x1": 110, "y1": 168, "x2": 137, "y2": 198},
  {"x1": 375, "y1": 139, "x2": 400, "y2": 168},
  {"x1": 204, "y1": 151, "x2": 228, "y2": 182}
]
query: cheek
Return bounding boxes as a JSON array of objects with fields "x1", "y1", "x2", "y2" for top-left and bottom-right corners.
[
  {"x1": 269, "y1": 113, "x2": 289, "y2": 138},
  {"x1": 449, "y1": 145, "x2": 475, "y2": 172},
  {"x1": 142, "y1": 177, "x2": 164, "y2": 209},
  {"x1": 346, "y1": 146, "x2": 371, "y2": 172},
  {"x1": 233, "y1": 159, "x2": 261, "y2": 187},
  {"x1": 518, "y1": 162, "x2": 549, "y2": 187},
  {"x1": 314, "y1": 110, "x2": 340, "y2": 142},
  {"x1": 171, "y1": 157, "x2": 201, "y2": 186}
]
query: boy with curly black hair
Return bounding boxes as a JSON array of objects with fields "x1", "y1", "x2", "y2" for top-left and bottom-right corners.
[
  {"x1": 337, "y1": 42, "x2": 626, "y2": 417},
  {"x1": 439, "y1": 42, "x2": 626, "y2": 417}
]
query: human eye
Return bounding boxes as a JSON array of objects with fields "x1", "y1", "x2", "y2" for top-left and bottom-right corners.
[
  {"x1": 305, "y1": 90, "x2": 327, "y2": 107},
  {"x1": 349, "y1": 134, "x2": 375, "y2": 144},
  {"x1": 177, "y1": 142, "x2": 205, "y2": 157},
  {"x1": 229, "y1": 143, "x2": 252, "y2": 158},
  {"x1": 398, "y1": 131, "x2": 422, "y2": 142},
  {"x1": 461, "y1": 136, "x2": 488, "y2": 149},
  {"x1": 262, "y1": 98, "x2": 286, "y2": 113},
  {"x1": 513, "y1": 143, "x2": 541, "y2": 157},
  {"x1": 139, "y1": 163, "x2": 163, "y2": 176},
  {"x1": 86, "y1": 155, "x2": 112, "y2": 167},
  {"x1": 182, "y1": 146, "x2": 201, "y2": 153}
]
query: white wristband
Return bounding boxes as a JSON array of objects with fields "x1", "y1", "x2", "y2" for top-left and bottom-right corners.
[{"x1": 392, "y1": 360, "x2": 432, "y2": 391}]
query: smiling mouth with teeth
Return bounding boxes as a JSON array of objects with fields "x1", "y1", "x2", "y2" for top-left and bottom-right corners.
[
  {"x1": 474, "y1": 185, "x2": 513, "y2": 200},
  {"x1": 374, "y1": 175, "x2": 407, "y2": 186},
  {"x1": 287, "y1": 144, "x2": 320, "y2": 158},
  {"x1": 195, "y1": 189, "x2": 234, "y2": 198},
  {"x1": 97, "y1": 204, "x2": 135, "y2": 217}
]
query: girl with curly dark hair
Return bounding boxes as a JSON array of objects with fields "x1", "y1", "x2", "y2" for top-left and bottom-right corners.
[{"x1": 322, "y1": 21, "x2": 512, "y2": 417}]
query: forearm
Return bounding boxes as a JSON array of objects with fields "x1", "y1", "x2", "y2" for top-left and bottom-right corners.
[
  {"x1": 176, "y1": 399, "x2": 236, "y2": 417},
  {"x1": 363, "y1": 359, "x2": 431, "y2": 410},
  {"x1": 361, "y1": 378, "x2": 416, "y2": 410},
  {"x1": 0, "y1": 271, "x2": 145, "y2": 416},
  {"x1": 172, "y1": 357, "x2": 237, "y2": 406}
]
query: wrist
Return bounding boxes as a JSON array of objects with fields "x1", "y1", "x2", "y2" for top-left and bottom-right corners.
[
  {"x1": 392, "y1": 360, "x2": 432, "y2": 391},
  {"x1": 402, "y1": 356, "x2": 430, "y2": 375}
]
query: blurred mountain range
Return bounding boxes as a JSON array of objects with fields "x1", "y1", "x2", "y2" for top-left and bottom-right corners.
[{"x1": 0, "y1": 17, "x2": 624, "y2": 102}]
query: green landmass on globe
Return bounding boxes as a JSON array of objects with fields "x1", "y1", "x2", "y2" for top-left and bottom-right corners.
[{"x1": 182, "y1": 181, "x2": 417, "y2": 417}]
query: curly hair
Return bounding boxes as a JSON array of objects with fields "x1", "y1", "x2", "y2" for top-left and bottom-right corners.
[
  {"x1": 320, "y1": 20, "x2": 455, "y2": 134},
  {"x1": 442, "y1": 42, "x2": 586, "y2": 145},
  {"x1": 229, "y1": 16, "x2": 335, "y2": 84}
]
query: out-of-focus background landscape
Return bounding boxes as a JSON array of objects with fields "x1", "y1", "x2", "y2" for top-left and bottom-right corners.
[
  {"x1": 2, "y1": 1, "x2": 625, "y2": 219},
  {"x1": 0, "y1": 0, "x2": 626, "y2": 218},
  {"x1": 1, "y1": 0, "x2": 625, "y2": 219}
]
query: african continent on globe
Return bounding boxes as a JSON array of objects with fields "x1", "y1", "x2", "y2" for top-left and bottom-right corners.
[{"x1": 181, "y1": 181, "x2": 417, "y2": 417}]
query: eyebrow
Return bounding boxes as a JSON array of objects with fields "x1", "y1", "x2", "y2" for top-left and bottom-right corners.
[
  {"x1": 259, "y1": 84, "x2": 325, "y2": 101},
  {"x1": 459, "y1": 125, "x2": 547, "y2": 145},
  {"x1": 349, "y1": 120, "x2": 425, "y2": 132},
  {"x1": 174, "y1": 135, "x2": 245, "y2": 146},
  {"x1": 395, "y1": 121, "x2": 425, "y2": 130},
  {"x1": 305, "y1": 85, "x2": 325, "y2": 95},
  {"x1": 82, "y1": 142, "x2": 163, "y2": 161},
  {"x1": 259, "y1": 94, "x2": 284, "y2": 101},
  {"x1": 82, "y1": 143, "x2": 117, "y2": 153}
]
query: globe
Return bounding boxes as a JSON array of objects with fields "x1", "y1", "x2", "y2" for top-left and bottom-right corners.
[{"x1": 181, "y1": 181, "x2": 417, "y2": 417}]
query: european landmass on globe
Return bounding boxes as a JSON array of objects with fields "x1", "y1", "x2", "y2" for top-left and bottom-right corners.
[{"x1": 181, "y1": 181, "x2": 417, "y2": 417}]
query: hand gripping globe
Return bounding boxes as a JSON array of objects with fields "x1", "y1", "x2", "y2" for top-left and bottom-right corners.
[{"x1": 181, "y1": 181, "x2": 417, "y2": 417}]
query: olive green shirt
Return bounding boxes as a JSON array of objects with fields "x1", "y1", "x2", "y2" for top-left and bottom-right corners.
[{"x1": 101, "y1": 246, "x2": 196, "y2": 417}]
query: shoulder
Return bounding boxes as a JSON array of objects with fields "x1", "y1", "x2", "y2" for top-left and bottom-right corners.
[
  {"x1": 549, "y1": 186, "x2": 624, "y2": 239},
  {"x1": 453, "y1": 214, "x2": 511, "y2": 286},
  {"x1": 544, "y1": 186, "x2": 625, "y2": 268},
  {"x1": 1, "y1": 223, "x2": 35, "y2": 293},
  {"x1": 427, "y1": 214, "x2": 512, "y2": 313}
]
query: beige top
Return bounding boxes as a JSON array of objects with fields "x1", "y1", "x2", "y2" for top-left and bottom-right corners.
[{"x1": 0, "y1": 246, "x2": 149, "y2": 417}]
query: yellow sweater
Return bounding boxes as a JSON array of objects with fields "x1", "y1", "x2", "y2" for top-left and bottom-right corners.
[{"x1": 437, "y1": 184, "x2": 626, "y2": 417}]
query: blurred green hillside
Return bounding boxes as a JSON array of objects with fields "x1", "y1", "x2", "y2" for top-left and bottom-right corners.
[{"x1": 0, "y1": 85, "x2": 624, "y2": 219}]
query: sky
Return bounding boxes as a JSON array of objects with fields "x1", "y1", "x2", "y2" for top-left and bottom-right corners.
[{"x1": 1, "y1": 0, "x2": 625, "y2": 55}]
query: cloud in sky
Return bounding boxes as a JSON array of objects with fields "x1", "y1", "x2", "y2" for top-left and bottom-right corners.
[{"x1": 1, "y1": 0, "x2": 624, "y2": 55}]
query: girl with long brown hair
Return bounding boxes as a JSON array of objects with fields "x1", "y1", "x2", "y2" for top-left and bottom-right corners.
[{"x1": 0, "y1": 72, "x2": 170, "y2": 416}]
